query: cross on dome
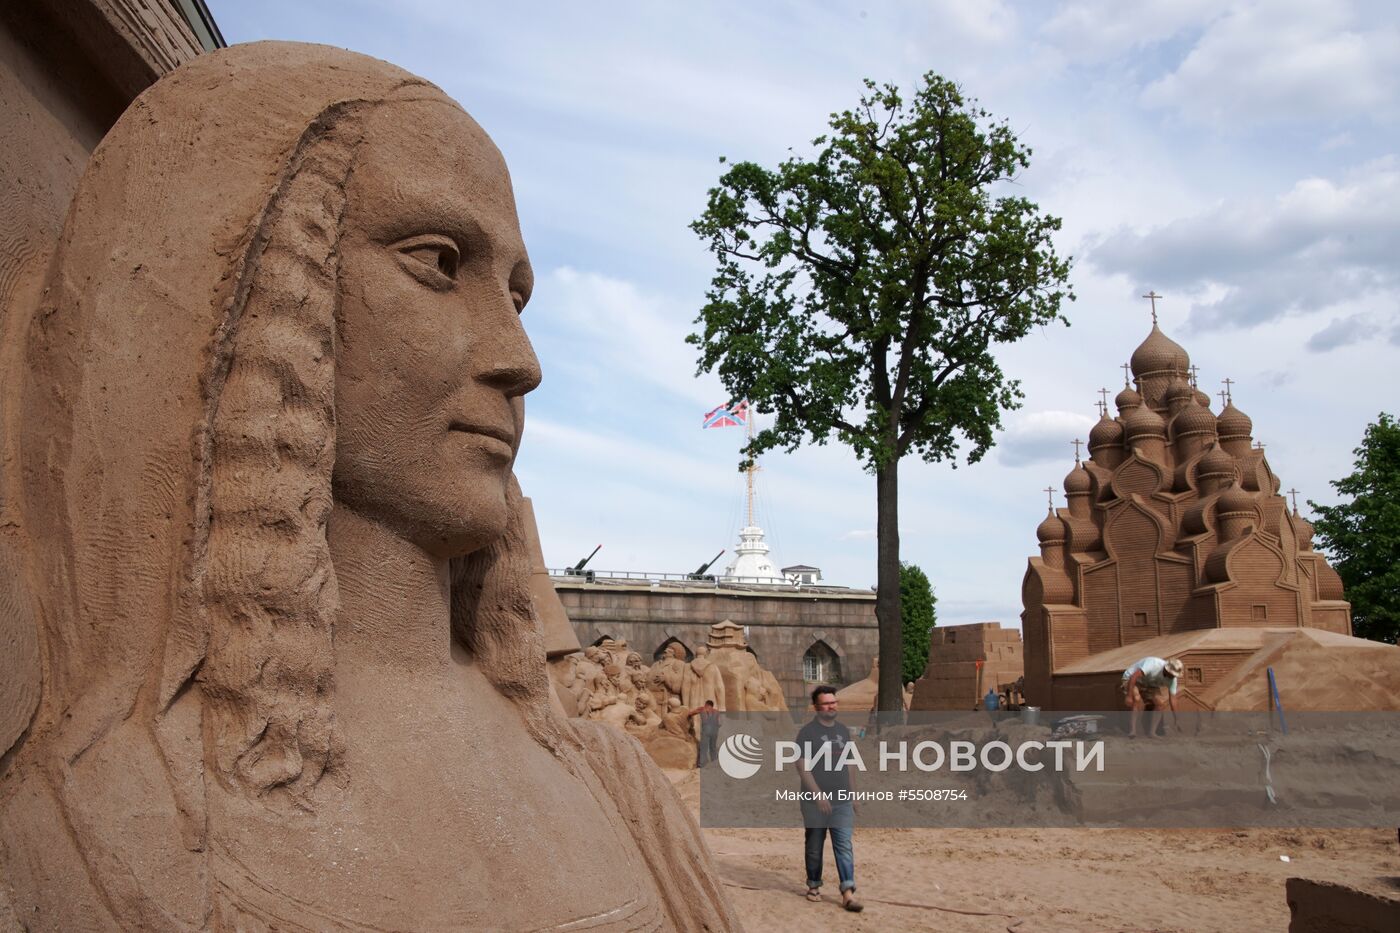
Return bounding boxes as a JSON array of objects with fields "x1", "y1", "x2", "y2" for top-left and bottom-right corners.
[{"x1": 1142, "y1": 290, "x2": 1162, "y2": 325}]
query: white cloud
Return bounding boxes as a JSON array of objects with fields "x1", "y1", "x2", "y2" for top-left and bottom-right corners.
[
  {"x1": 996, "y1": 409, "x2": 1098, "y2": 468},
  {"x1": 530, "y1": 266, "x2": 721, "y2": 408},
  {"x1": 522, "y1": 418, "x2": 723, "y2": 494},
  {"x1": 917, "y1": 0, "x2": 1019, "y2": 45},
  {"x1": 1086, "y1": 158, "x2": 1400, "y2": 333},
  {"x1": 1140, "y1": 1, "x2": 1400, "y2": 127},
  {"x1": 1041, "y1": 0, "x2": 1221, "y2": 63}
]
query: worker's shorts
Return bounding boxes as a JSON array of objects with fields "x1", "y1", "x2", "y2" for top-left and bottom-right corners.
[{"x1": 1122, "y1": 678, "x2": 1169, "y2": 709}]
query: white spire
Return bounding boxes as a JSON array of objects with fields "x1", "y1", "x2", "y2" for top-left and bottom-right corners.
[
  {"x1": 722, "y1": 525, "x2": 782, "y2": 582},
  {"x1": 719, "y1": 401, "x2": 783, "y2": 583}
]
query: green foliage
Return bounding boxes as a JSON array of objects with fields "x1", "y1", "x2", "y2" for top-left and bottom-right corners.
[
  {"x1": 689, "y1": 72, "x2": 1073, "y2": 471},
  {"x1": 1309, "y1": 413, "x2": 1400, "y2": 644},
  {"x1": 689, "y1": 72, "x2": 1072, "y2": 710},
  {"x1": 899, "y1": 562, "x2": 937, "y2": 684}
]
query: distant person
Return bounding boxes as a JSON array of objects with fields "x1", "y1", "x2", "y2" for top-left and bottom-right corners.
[
  {"x1": 1122, "y1": 657, "x2": 1184, "y2": 738},
  {"x1": 796, "y1": 686, "x2": 863, "y2": 912},
  {"x1": 687, "y1": 700, "x2": 722, "y2": 767}
]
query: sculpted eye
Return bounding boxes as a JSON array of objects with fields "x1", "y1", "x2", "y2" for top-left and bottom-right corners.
[{"x1": 394, "y1": 234, "x2": 460, "y2": 285}]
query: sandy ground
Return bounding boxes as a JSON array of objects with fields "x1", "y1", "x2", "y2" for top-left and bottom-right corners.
[{"x1": 665, "y1": 770, "x2": 1400, "y2": 933}]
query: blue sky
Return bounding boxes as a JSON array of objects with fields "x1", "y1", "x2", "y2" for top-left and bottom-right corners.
[{"x1": 211, "y1": 1, "x2": 1400, "y2": 627}]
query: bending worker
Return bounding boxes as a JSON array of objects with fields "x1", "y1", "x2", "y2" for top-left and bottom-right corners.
[{"x1": 1122, "y1": 656, "x2": 1184, "y2": 738}]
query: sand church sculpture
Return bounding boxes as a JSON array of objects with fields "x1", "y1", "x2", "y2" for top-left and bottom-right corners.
[
  {"x1": 0, "y1": 43, "x2": 741, "y2": 930},
  {"x1": 1020, "y1": 310, "x2": 1355, "y2": 709}
]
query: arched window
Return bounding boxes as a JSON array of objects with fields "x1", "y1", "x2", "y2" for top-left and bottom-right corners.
[
  {"x1": 802, "y1": 640, "x2": 841, "y2": 683},
  {"x1": 653, "y1": 636, "x2": 693, "y2": 662}
]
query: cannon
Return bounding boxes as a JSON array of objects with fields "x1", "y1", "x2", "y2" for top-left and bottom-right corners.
[{"x1": 686, "y1": 549, "x2": 725, "y2": 581}]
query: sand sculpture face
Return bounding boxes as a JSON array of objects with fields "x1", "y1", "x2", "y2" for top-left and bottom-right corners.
[
  {"x1": 334, "y1": 100, "x2": 539, "y2": 557},
  {"x1": 0, "y1": 42, "x2": 738, "y2": 931}
]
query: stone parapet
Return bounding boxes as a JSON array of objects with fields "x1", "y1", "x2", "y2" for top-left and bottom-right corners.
[{"x1": 554, "y1": 578, "x2": 878, "y2": 710}]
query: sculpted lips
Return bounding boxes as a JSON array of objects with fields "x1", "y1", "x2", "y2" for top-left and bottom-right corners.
[{"x1": 448, "y1": 420, "x2": 515, "y2": 455}]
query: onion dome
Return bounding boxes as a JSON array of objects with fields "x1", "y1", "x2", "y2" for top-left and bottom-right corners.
[
  {"x1": 1089, "y1": 413, "x2": 1124, "y2": 449},
  {"x1": 1217, "y1": 401, "x2": 1253, "y2": 438},
  {"x1": 1124, "y1": 404, "x2": 1166, "y2": 440},
  {"x1": 1217, "y1": 483, "x2": 1255, "y2": 514},
  {"x1": 1197, "y1": 445, "x2": 1236, "y2": 479},
  {"x1": 1130, "y1": 323, "x2": 1190, "y2": 377},
  {"x1": 1193, "y1": 385, "x2": 1212, "y2": 408},
  {"x1": 1173, "y1": 401, "x2": 1218, "y2": 438},
  {"x1": 1064, "y1": 461, "x2": 1091, "y2": 495},
  {"x1": 1036, "y1": 509, "x2": 1065, "y2": 544},
  {"x1": 1115, "y1": 384, "x2": 1142, "y2": 413},
  {"x1": 1164, "y1": 379, "x2": 1195, "y2": 409}
]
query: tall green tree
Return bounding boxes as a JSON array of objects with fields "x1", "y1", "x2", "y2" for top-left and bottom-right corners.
[
  {"x1": 899, "y1": 562, "x2": 937, "y2": 685},
  {"x1": 690, "y1": 73, "x2": 1072, "y2": 712},
  {"x1": 1309, "y1": 412, "x2": 1400, "y2": 644}
]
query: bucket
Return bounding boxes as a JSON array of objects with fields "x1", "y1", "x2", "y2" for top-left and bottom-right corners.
[{"x1": 1020, "y1": 706, "x2": 1041, "y2": 726}]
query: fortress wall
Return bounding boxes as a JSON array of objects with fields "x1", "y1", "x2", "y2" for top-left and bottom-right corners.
[{"x1": 554, "y1": 581, "x2": 878, "y2": 710}]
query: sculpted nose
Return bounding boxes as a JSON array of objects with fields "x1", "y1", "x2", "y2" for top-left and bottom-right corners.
[{"x1": 477, "y1": 309, "x2": 541, "y2": 397}]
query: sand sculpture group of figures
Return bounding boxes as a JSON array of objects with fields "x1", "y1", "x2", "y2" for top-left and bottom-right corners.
[
  {"x1": 0, "y1": 43, "x2": 744, "y2": 930},
  {"x1": 550, "y1": 622, "x2": 788, "y2": 768}
]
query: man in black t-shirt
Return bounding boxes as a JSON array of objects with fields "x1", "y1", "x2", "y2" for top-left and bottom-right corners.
[{"x1": 796, "y1": 686, "x2": 862, "y2": 912}]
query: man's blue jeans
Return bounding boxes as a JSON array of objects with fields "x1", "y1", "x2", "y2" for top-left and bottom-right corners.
[
  {"x1": 697, "y1": 730, "x2": 719, "y2": 767},
  {"x1": 802, "y1": 803, "x2": 855, "y2": 892}
]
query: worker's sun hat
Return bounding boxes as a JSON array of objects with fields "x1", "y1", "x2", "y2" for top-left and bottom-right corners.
[{"x1": 1164, "y1": 658, "x2": 1185, "y2": 679}]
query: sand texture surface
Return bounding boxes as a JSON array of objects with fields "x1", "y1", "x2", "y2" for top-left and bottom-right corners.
[{"x1": 668, "y1": 770, "x2": 1400, "y2": 932}]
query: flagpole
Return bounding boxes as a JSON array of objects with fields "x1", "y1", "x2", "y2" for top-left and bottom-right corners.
[{"x1": 745, "y1": 400, "x2": 755, "y2": 527}]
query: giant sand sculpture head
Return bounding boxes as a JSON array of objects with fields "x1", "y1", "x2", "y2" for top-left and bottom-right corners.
[{"x1": 0, "y1": 42, "x2": 739, "y2": 931}]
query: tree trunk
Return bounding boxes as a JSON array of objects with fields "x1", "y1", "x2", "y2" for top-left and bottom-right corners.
[{"x1": 875, "y1": 456, "x2": 903, "y2": 716}]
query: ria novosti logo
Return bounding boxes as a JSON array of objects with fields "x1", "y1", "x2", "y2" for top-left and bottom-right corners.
[
  {"x1": 718, "y1": 733, "x2": 764, "y2": 779},
  {"x1": 715, "y1": 732, "x2": 1107, "y2": 780}
]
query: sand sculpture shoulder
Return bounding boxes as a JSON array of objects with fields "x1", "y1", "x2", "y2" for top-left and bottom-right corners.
[{"x1": 0, "y1": 41, "x2": 738, "y2": 932}]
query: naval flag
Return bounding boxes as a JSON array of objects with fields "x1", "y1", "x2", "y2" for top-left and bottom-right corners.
[{"x1": 703, "y1": 400, "x2": 748, "y2": 429}]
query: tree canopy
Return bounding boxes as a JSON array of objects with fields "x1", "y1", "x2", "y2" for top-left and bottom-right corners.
[
  {"x1": 1309, "y1": 412, "x2": 1400, "y2": 644},
  {"x1": 690, "y1": 73, "x2": 1072, "y2": 712},
  {"x1": 899, "y1": 562, "x2": 937, "y2": 685}
]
